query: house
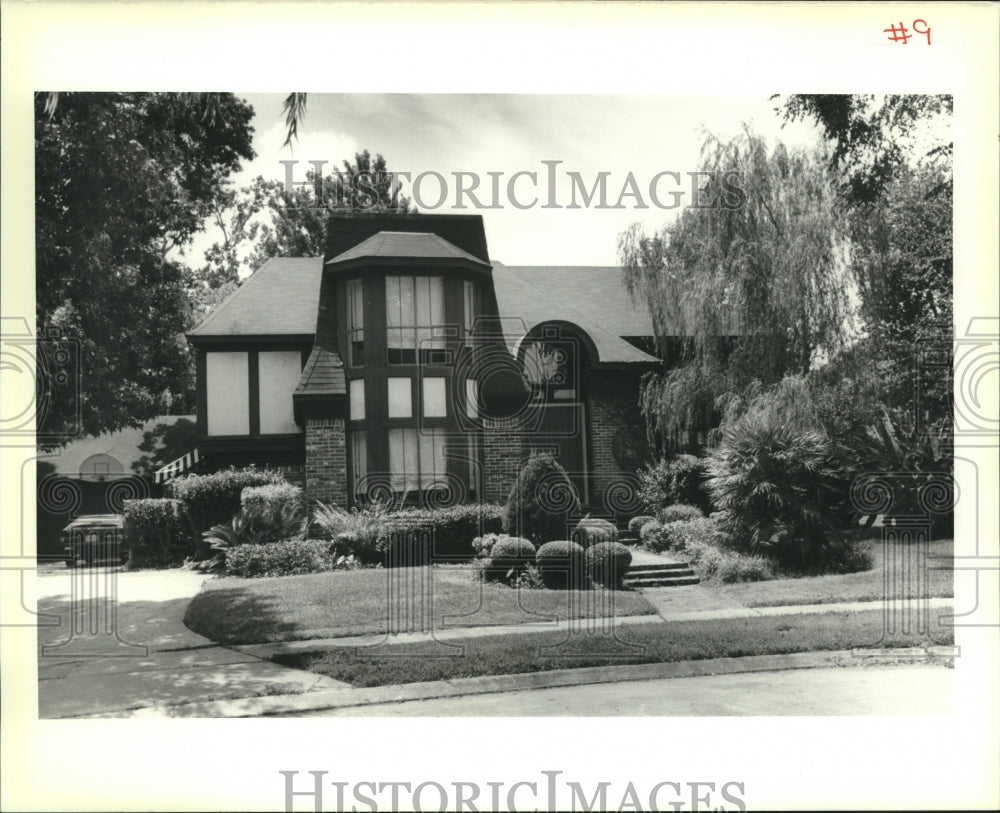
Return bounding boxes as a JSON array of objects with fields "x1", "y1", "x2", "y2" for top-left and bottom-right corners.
[{"x1": 180, "y1": 212, "x2": 660, "y2": 514}]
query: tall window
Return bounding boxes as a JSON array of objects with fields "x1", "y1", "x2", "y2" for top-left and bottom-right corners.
[
  {"x1": 386, "y1": 275, "x2": 446, "y2": 364},
  {"x1": 463, "y1": 279, "x2": 477, "y2": 345},
  {"x1": 351, "y1": 430, "x2": 368, "y2": 496},
  {"x1": 347, "y1": 278, "x2": 365, "y2": 366},
  {"x1": 388, "y1": 427, "x2": 448, "y2": 493}
]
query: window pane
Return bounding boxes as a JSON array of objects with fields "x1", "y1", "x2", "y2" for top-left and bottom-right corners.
[
  {"x1": 423, "y1": 377, "x2": 447, "y2": 418},
  {"x1": 351, "y1": 430, "x2": 367, "y2": 494},
  {"x1": 463, "y1": 280, "x2": 475, "y2": 335},
  {"x1": 258, "y1": 350, "x2": 302, "y2": 434},
  {"x1": 418, "y1": 429, "x2": 448, "y2": 490},
  {"x1": 389, "y1": 428, "x2": 421, "y2": 492},
  {"x1": 206, "y1": 352, "x2": 249, "y2": 435},
  {"x1": 386, "y1": 275, "x2": 444, "y2": 355},
  {"x1": 465, "y1": 379, "x2": 479, "y2": 419},
  {"x1": 388, "y1": 377, "x2": 412, "y2": 418},
  {"x1": 349, "y1": 378, "x2": 365, "y2": 421}
]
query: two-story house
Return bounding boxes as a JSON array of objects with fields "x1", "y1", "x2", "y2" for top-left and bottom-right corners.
[{"x1": 175, "y1": 212, "x2": 660, "y2": 514}]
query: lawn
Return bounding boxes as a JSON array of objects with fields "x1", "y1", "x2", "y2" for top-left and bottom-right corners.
[
  {"x1": 273, "y1": 607, "x2": 955, "y2": 688},
  {"x1": 715, "y1": 538, "x2": 954, "y2": 608},
  {"x1": 183, "y1": 565, "x2": 656, "y2": 645}
]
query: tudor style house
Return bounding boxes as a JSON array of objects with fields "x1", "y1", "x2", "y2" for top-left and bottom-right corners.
[{"x1": 180, "y1": 213, "x2": 659, "y2": 514}]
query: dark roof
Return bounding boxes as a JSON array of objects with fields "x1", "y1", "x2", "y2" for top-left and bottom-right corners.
[
  {"x1": 326, "y1": 231, "x2": 491, "y2": 272},
  {"x1": 491, "y1": 262, "x2": 658, "y2": 364},
  {"x1": 324, "y1": 212, "x2": 489, "y2": 264},
  {"x1": 294, "y1": 346, "x2": 346, "y2": 397},
  {"x1": 189, "y1": 258, "x2": 323, "y2": 337}
]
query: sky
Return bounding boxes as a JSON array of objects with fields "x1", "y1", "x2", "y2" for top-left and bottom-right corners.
[{"x1": 188, "y1": 93, "x2": 827, "y2": 270}]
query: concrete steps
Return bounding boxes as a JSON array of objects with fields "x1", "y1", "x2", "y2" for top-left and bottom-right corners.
[{"x1": 622, "y1": 559, "x2": 700, "y2": 588}]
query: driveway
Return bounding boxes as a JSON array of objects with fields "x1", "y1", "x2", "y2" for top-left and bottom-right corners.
[{"x1": 35, "y1": 566, "x2": 348, "y2": 718}]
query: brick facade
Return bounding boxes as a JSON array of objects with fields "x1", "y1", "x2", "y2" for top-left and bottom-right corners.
[
  {"x1": 586, "y1": 370, "x2": 648, "y2": 514},
  {"x1": 482, "y1": 417, "x2": 527, "y2": 504},
  {"x1": 305, "y1": 417, "x2": 348, "y2": 508}
]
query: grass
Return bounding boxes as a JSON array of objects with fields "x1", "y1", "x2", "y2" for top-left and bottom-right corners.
[
  {"x1": 183, "y1": 565, "x2": 656, "y2": 645},
  {"x1": 715, "y1": 539, "x2": 954, "y2": 607},
  {"x1": 274, "y1": 607, "x2": 954, "y2": 688}
]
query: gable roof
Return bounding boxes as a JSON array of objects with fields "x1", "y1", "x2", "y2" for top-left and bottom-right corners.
[
  {"x1": 188, "y1": 257, "x2": 323, "y2": 337},
  {"x1": 326, "y1": 231, "x2": 491, "y2": 271},
  {"x1": 324, "y1": 212, "x2": 490, "y2": 265},
  {"x1": 491, "y1": 262, "x2": 658, "y2": 364}
]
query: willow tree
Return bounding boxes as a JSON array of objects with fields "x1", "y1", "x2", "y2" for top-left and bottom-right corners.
[{"x1": 619, "y1": 129, "x2": 854, "y2": 453}]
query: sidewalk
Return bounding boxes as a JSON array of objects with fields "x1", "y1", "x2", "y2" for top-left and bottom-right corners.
[{"x1": 35, "y1": 566, "x2": 955, "y2": 719}]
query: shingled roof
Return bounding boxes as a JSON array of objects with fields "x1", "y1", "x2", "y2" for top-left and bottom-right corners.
[
  {"x1": 294, "y1": 346, "x2": 346, "y2": 398},
  {"x1": 491, "y1": 262, "x2": 658, "y2": 364},
  {"x1": 188, "y1": 257, "x2": 323, "y2": 337},
  {"x1": 326, "y1": 231, "x2": 491, "y2": 271}
]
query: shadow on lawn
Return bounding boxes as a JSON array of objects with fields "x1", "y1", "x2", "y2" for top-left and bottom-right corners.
[{"x1": 182, "y1": 586, "x2": 294, "y2": 646}]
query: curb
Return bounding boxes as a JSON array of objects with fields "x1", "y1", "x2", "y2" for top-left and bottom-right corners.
[{"x1": 84, "y1": 646, "x2": 955, "y2": 719}]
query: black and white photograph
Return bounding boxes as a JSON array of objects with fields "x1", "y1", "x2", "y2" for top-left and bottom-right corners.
[{"x1": 2, "y1": 2, "x2": 998, "y2": 811}]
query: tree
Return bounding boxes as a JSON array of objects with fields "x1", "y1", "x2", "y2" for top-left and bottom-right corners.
[
  {"x1": 618, "y1": 129, "x2": 853, "y2": 452},
  {"x1": 778, "y1": 94, "x2": 952, "y2": 206},
  {"x1": 35, "y1": 92, "x2": 255, "y2": 442}
]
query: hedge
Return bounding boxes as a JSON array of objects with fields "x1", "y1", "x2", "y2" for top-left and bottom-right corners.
[
  {"x1": 571, "y1": 517, "x2": 618, "y2": 549},
  {"x1": 535, "y1": 540, "x2": 588, "y2": 589},
  {"x1": 225, "y1": 539, "x2": 352, "y2": 579},
  {"x1": 122, "y1": 498, "x2": 193, "y2": 568},
  {"x1": 374, "y1": 504, "x2": 506, "y2": 566},
  {"x1": 627, "y1": 515, "x2": 657, "y2": 535},
  {"x1": 657, "y1": 504, "x2": 705, "y2": 524},
  {"x1": 585, "y1": 541, "x2": 632, "y2": 588},
  {"x1": 167, "y1": 468, "x2": 285, "y2": 553}
]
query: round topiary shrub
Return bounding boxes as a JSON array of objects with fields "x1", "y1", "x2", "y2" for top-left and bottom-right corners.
[
  {"x1": 571, "y1": 517, "x2": 618, "y2": 549},
  {"x1": 505, "y1": 455, "x2": 581, "y2": 546},
  {"x1": 627, "y1": 515, "x2": 657, "y2": 535},
  {"x1": 585, "y1": 541, "x2": 633, "y2": 588},
  {"x1": 535, "y1": 540, "x2": 587, "y2": 589},
  {"x1": 640, "y1": 519, "x2": 664, "y2": 550},
  {"x1": 657, "y1": 504, "x2": 705, "y2": 524},
  {"x1": 487, "y1": 535, "x2": 536, "y2": 580}
]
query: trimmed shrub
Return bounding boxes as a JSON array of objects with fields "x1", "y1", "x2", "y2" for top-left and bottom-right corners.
[
  {"x1": 472, "y1": 533, "x2": 505, "y2": 559},
  {"x1": 705, "y1": 410, "x2": 845, "y2": 571},
  {"x1": 168, "y1": 467, "x2": 285, "y2": 552},
  {"x1": 571, "y1": 517, "x2": 618, "y2": 549},
  {"x1": 535, "y1": 540, "x2": 588, "y2": 589},
  {"x1": 484, "y1": 535, "x2": 536, "y2": 582},
  {"x1": 122, "y1": 498, "x2": 193, "y2": 568},
  {"x1": 638, "y1": 454, "x2": 711, "y2": 513},
  {"x1": 238, "y1": 483, "x2": 307, "y2": 545},
  {"x1": 657, "y1": 504, "x2": 705, "y2": 524},
  {"x1": 505, "y1": 455, "x2": 581, "y2": 546},
  {"x1": 585, "y1": 541, "x2": 632, "y2": 589},
  {"x1": 241, "y1": 482, "x2": 303, "y2": 514},
  {"x1": 640, "y1": 519, "x2": 664, "y2": 550},
  {"x1": 376, "y1": 504, "x2": 506, "y2": 565},
  {"x1": 627, "y1": 515, "x2": 657, "y2": 535},
  {"x1": 681, "y1": 539, "x2": 775, "y2": 584},
  {"x1": 823, "y1": 536, "x2": 875, "y2": 575},
  {"x1": 225, "y1": 539, "x2": 363, "y2": 579}
]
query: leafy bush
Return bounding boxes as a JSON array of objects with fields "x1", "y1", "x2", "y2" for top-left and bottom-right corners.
[
  {"x1": 505, "y1": 455, "x2": 581, "y2": 546},
  {"x1": 627, "y1": 515, "x2": 657, "y2": 535},
  {"x1": 585, "y1": 541, "x2": 632, "y2": 588},
  {"x1": 681, "y1": 539, "x2": 775, "y2": 584},
  {"x1": 822, "y1": 536, "x2": 875, "y2": 575},
  {"x1": 239, "y1": 483, "x2": 307, "y2": 545},
  {"x1": 225, "y1": 539, "x2": 363, "y2": 579},
  {"x1": 122, "y1": 498, "x2": 193, "y2": 568},
  {"x1": 571, "y1": 517, "x2": 618, "y2": 549},
  {"x1": 638, "y1": 454, "x2": 711, "y2": 513},
  {"x1": 472, "y1": 533, "x2": 505, "y2": 559},
  {"x1": 480, "y1": 535, "x2": 536, "y2": 582},
  {"x1": 167, "y1": 467, "x2": 285, "y2": 553},
  {"x1": 376, "y1": 504, "x2": 506, "y2": 566},
  {"x1": 535, "y1": 540, "x2": 588, "y2": 589},
  {"x1": 705, "y1": 410, "x2": 845, "y2": 571},
  {"x1": 640, "y1": 519, "x2": 663, "y2": 549},
  {"x1": 657, "y1": 504, "x2": 705, "y2": 524},
  {"x1": 643, "y1": 517, "x2": 727, "y2": 554}
]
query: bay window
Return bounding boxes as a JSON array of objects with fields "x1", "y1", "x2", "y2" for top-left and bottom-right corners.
[{"x1": 386, "y1": 275, "x2": 446, "y2": 364}]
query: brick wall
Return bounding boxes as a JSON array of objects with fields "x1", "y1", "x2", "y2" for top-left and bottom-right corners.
[
  {"x1": 587, "y1": 370, "x2": 647, "y2": 513},
  {"x1": 482, "y1": 417, "x2": 527, "y2": 504},
  {"x1": 305, "y1": 417, "x2": 348, "y2": 507}
]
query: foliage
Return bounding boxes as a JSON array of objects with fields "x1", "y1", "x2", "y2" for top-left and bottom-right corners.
[
  {"x1": 642, "y1": 517, "x2": 726, "y2": 554},
  {"x1": 619, "y1": 129, "x2": 853, "y2": 451},
  {"x1": 504, "y1": 455, "x2": 582, "y2": 546},
  {"x1": 122, "y1": 498, "x2": 193, "y2": 568},
  {"x1": 705, "y1": 409, "x2": 846, "y2": 571},
  {"x1": 479, "y1": 536, "x2": 538, "y2": 583},
  {"x1": 235, "y1": 483, "x2": 308, "y2": 545},
  {"x1": 627, "y1": 515, "x2": 657, "y2": 536},
  {"x1": 225, "y1": 539, "x2": 363, "y2": 579},
  {"x1": 657, "y1": 504, "x2": 706, "y2": 524},
  {"x1": 571, "y1": 517, "x2": 618, "y2": 549},
  {"x1": 472, "y1": 532, "x2": 507, "y2": 559},
  {"x1": 585, "y1": 541, "x2": 633, "y2": 589},
  {"x1": 167, "y1": 467, "x2": 285, "y2": 551},
  {"x1": 35, "y1": 92, "x2": 255, "y2": 440},
  {"x1": 535, "y1": 540, "x2": 588, "y2": 590},
  {"x1": 639, "y1": 454, "x2": 712, "y2": 513},
  {"x1": 779, "y1": 94, "x2": 952, "y2": 206}
]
